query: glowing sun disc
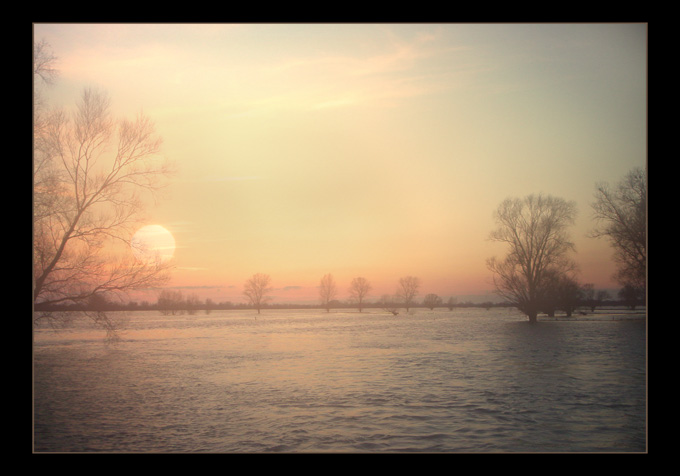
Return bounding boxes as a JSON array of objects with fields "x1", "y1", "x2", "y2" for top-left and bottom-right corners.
[{"x1": 131, "y1": 225, "x2": 176, "y2": 262}]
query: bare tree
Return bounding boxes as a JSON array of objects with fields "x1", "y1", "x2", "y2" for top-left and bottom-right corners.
[
  {"x1": 446, "y1": 296, "x2": 458, "y2": 311},
  {"x1": 487, "y1": 194, "x2": 577, "y2": 323},
  {"x1": 423, "y1": 293, "x2": 442, "y2": 310},
  {"x1": 185, "y1": 293, "x2": 202, "y2": 315},
  {"x1": 619, "y1": 284, "x2": 644, "y2": 310},
  {"x1": 348, "y1": 277, "x2": 372, "y2": 312},
  {"x1": 319, "y1": 273, "x2": 338, "y2": 312},
  {"x1": 33, "y1": 39, "x2": 59, "y2": 124},
  {"x1": 243, "y1": 273, "x2": 272, "y2": 314},
  {"x1": 537, "y1": 270, "x2": 582, "y2": 317},
  {"x1": 591, "y1": 167, "x2": 647, "y2": 296},
  {"x1": 582, "y1": 284, "x2": 610, "y2": 312},
  {"x1": 33, "y1": 59, "x2": 172, "y2": 339},
  {"x1": 33, "y1": 89, "x2": 171, "y2": 305},
  {"x1": 557, "y1": 275, "x2": 584, "y2": 317},
  {"x1": 397, "y1": 276, "x2": 420, "y2": 312},
  {"x1": 33, "y1": 39, "x2": 59, "y2": 85}
]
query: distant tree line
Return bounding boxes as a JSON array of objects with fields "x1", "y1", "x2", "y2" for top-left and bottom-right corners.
[{"x1": 34, "y1": 283, "x2": 633, "y2": 315}]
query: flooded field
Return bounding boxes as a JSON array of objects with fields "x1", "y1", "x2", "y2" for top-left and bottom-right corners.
[{"x1": 33, "y1": 308, "x2": 646, "y2": 453}]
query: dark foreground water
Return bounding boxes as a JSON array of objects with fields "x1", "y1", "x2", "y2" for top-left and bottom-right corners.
[{"x1": 33, "y1": 308, "x2": 646, "y2": 453}]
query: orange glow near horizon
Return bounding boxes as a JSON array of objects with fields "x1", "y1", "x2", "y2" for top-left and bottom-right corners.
[{"x1": 36, "y1": 23, "x2": 645, "y2": 305}]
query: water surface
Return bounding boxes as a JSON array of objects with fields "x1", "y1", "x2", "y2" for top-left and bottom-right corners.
[{"x1": 33, "y1": 308, "x2": 646, "y2": 453}]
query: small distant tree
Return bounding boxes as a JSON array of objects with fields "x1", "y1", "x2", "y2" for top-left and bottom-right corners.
[
  {"x1": 446, "y1": 296, "x2": 458, "y2": 310},
  {"x1": 537, "y1": 270, "x2": 583, "y2": 317},
  {"x1": 537, "y1": 269, "x2": 562, "y2": 317},
  {"x1": 423, "y1": 293, "x2": 442, "y2": 310},
  {"x1": 582, "y1": 284, "x2": 595, "y2": 313},
  {"x1": 582, "y1": 284, "x2": 610, "y2": 312},
  {"x1": 185, "y1": 293, "x2": 201, "y2": 315},
  {"x1": 243, "y1": 273, "x2": 272, "y2": 315},
  {"x1": 397, "y1": 276, "x2": 421, "y2": 312},
  {"x1": 157, "y1": 290, "x2": 184, "y2": 315},
  {"x1": 619, "y1": 284, "x2": 644, "y2": 310},
  {"x1": 348, "y1": 277, "x2": 372, "y2": 312},
  {"x1": 556, "y1": 275, "x2": 583, "y2": 317},
  {"x1": 319, "y1": 273, "x2": 338, "y2": 312}
]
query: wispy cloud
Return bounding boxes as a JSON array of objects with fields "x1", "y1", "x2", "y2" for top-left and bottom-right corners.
[
  {"x1": 255, "y1": 30, "x2": 468, "y2": 112},
  {"x1": 275, "y1": 286, "x2": 304, "y2": 292}
]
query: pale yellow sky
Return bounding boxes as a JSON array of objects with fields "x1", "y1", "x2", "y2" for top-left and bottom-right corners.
[{"x1": 34, "y1": 23, "x2": 647, "y2": 304}]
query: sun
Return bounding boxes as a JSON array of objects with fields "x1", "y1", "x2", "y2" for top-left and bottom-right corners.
[{"x1": 131, "y1": 224, "x2": 176, "y2": 263}]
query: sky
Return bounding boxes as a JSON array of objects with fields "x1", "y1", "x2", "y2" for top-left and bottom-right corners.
[{"x1": 33, "y1": 23, "x2": 647, "y2": 305}]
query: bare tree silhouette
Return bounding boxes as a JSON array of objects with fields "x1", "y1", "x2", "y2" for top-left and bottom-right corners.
[
  {"x1": 423, "y1": 293, "x2": 442, "y2": 310},
  {"x1": 157, "y1": 290, "x2": 185, "y2": 315},
  {"x1": 591, "y1": 167, "x2": 647, "y2": 298},
  {"x1": 487, "y1": 194, "x2": 577, "y2": 323},
  {"x1": 582, "y1": 284, "x2": 611, "y2": 312},
  {"x1": 348, "y1": 277, "x2": 372, "y2": 312},
  {"x1": 319, "y1": 273, "x2": 338, "y2": 312},
  {"x1": 33, "y1": 42, "x2": 172, "y2": 340},
  {"x1": 397, "y1": 276, "x2": 420, "y2": 312},
  {"x1": 243, "y1": 273, "x2": 272, "y2": 314},
  {"x1": 537, "y1": 269, "x2": 582, "y2": 317}
]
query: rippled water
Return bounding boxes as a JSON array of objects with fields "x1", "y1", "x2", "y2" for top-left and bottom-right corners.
[{"x1": 33, "y1": 308, "x2": 646, "y2": 453}]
